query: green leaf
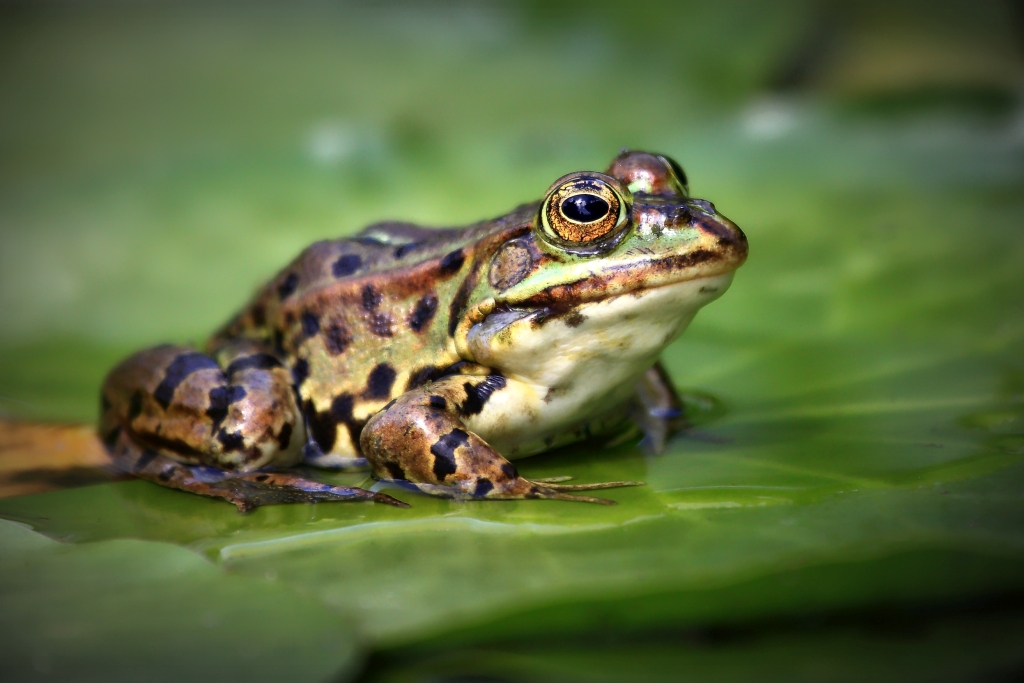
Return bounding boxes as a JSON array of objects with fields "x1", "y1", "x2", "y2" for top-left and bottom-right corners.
[
  {"x1": 2, "y1": 3, "x2": 1023, "y2": 681},
  {"x1": 0, "y1": 519, "x2": 359, "y2": 683}
]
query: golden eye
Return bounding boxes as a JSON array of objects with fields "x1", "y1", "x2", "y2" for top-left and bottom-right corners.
[{"x1": 538, "y1": 172, "x2": 632, "y2": 250}]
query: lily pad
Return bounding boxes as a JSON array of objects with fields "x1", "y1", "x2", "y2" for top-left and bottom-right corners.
[
  {"x1": 0, "y1": 518, "x2": 358, "y2": 682},
  {"x1": 1, "y1": 3, "x2": 1023, "y2": 681}
]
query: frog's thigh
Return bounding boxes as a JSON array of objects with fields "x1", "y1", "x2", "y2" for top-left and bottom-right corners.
[
  {"x1": 101, "y1": 343, "x2": 304, "y2": 471},
  {"x1": 359, "y1": 375, "x2": 629, "y2": 503}
]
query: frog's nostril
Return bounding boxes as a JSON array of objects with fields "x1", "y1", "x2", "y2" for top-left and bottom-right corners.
[{"x1": 690, "y1": 199, "x2": 716, "y2": 215}]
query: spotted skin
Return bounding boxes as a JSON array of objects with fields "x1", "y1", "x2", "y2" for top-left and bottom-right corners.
[
  {"x1": 360, "y1": 372, "x2": 641, "y2": 502},
  {"x1": 100, "y1": 151, "x2": 747, "y2": 510}
]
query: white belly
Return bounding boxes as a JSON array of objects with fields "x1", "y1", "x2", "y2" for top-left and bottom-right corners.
[{"x1": 464, "y1": 273, "x2": 733, "y2": 454}]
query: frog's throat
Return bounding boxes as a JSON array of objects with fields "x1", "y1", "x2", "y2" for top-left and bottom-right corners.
[{"x1": 452, "y1": 267, "x2": 739, "y2": 361}]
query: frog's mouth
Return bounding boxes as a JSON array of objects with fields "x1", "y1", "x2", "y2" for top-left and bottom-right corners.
[
  {"x1": 458, "y1": 270, "x2": 739, "y2": 368},
  {"x1": 456, "y1": 265, "x2": 741, "y2": 358},
  {"x1": 498, "y1": 241, "x2": 747, "y2": 313},
  {"x1": 525, "y1": 270, "x2": 736, "y2": 328}
]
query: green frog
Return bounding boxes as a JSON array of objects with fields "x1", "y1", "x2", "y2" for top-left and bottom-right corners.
[{"x1": 100, "y1": 151, "x2": 747, "y2": 511}]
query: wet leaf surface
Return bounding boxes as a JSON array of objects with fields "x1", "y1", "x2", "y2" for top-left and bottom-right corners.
[{"x1": 1, "y1": 3, "x2": 1023, "y2": 681}]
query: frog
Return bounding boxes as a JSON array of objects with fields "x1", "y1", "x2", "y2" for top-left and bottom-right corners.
[{"x1": 99, "y1": 150, "x2": 748, "y2": 512}]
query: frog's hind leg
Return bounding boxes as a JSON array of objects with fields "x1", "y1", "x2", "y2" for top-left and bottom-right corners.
[
  {"x1": 109, "y1": 432, "x2": 404, "y2": 512},
  {"x1": 360, "y1": 374, "x2": 642, "y2": 504},
  {"x1": 100, "y1": 343, "x2": 403, "y2": 511}
]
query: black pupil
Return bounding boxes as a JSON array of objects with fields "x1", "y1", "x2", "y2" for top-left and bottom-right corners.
[{"x1": 561, "y1": 194, "x2": 609, "y2": 223}]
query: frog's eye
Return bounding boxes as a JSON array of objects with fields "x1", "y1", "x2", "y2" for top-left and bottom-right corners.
[{"x1": 538, "y1": 172, "x2": 632, "y2": 251}]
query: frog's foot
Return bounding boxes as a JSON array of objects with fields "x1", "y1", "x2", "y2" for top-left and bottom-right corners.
[
  {"x1": 110, "y1": 432, "x2": 406, "y2": 512},
  {"x1": 222, "y1": 472, "x2": 408, "y2": 512},
  {"x1": 379, "y1": 478, "x2": 626, "y2": 505},
  {"x1": 632, "y1": 362, "x2": 689, "y2": 455},
  {"x1": 527, "y1": 479, "x2": 644, "y2": 492}
]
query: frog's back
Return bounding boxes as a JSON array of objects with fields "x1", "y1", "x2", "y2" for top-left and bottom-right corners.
[
  {"x1": 274, "y1": 207, "x2": 534, "y2": 299},
  {"x1": 209, "y1": 207, "x2": 535, "y2": 455}
]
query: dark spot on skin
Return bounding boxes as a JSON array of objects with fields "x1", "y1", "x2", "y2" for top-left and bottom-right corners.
[
  {"x1": 384, "y1": 461, "x2": 407, "y2": 480},
  {"x1": 364, "y1": 364, "x2": 397, "y2": 400},
  {"x1": 407, "y1": 365, "x2": 446, "y2": 390},
  {"x1": 369, "y1": 312, "x2": 394, "y2": 337},
  {"x1": 217, "y1": 429, "x2": 246, "y2": 452},
  {"x1": 135, "y1": 450, "x2": 158, "y2": 471},
  {"x1": 102, "y1": 425, "x2": 121, "y2": 447},
  {"x1": 277, "y1": 273, "x2": 299, "y2": 299},
  {"x1": 292, "y1": 359, "x2": 309, "y2": 387},
  {"x1": 331, "y1": 394, "x2": 354, "y2": 421},
  {"x1": 158, "y1": 469, "x2": 172, "y2": 482},
  {"x1": 301, "y1": 311, "x2": 320, "y2": 337},
  {"x1": 408, "y1": 294, "x2": 438, "y2": 332},
  {"x1": 439, "y1": 249, "x2": 465, "y2": 275},
  {"x1": 255, "y1": 474, "x2": 270, "y2": 482},
  {"x1": 530, "y1": 304, "x2": 587, "y2": 329},
  {"x1": 324, "y1": 322, "x2": 352, "y2": 355},
  {"x1": 128, "y1": 391, "x2": 144, "y2": 420},
  {"x1": 362, "y1": 284, "x2": 382, "y2": 311},
  {"x1": 251, "y1": 303, "x2": 266, "y2": 327},
  {"x1": 394, "y1": 242, "x2": 424, "y2": 259},
  {"x1": 382, "y1": 398, "x2": 398, "y2": 412},
  {"x1": 226, "y1": 354, "x2": 282, "y2": 376},
  {"x1": 500, "y1": 462, "x2": 518, "y2": 481},
  {"x1": 332, "y1": 254, "x2": 362, "y2": 278},
  {"x1": 276, "y1": 423, "x2": 293, "y2": 450},
  {"x1": 699, "y1": 286, "x2": 719, "y2": 294},
  {"x1": 443, "y1": 361, "x2": 470, "y2": 375},
  {"x1": 460, "y1": 375, "x2": 507, "y2": 416},
  {"x1": 206, "y1": 385, "x2": 247, "y2": 431},
  {"x1": 474, "y1": 478, "x2": 494, "y2": 497},
  {"x1": 564, "y1": 310, "x2": 586, "y2": 328},
  {"x1": 217, "y1": 428, "x2": 246, "y2": 454},
  {"x1": 428, "y1": 395, "x2": 447, "y2": 410},
  {"x1": 448, "y1": 279, "x2": 473, "y2": 336},
  {"x1": 272, "y1": 330, "x2": 285, "y2": 355},
  {"x1": 154, "y1": 353, "x2": 221, "y2": 409},
  {"x1": 543, "y1": 385, "x2": 571, "y2": 403},
  {"x1": 304, "y1": 398, "x2": 338, "y2": 453},
  {"x1": 312, "y1": 392, "x2": 368, "y2": 451},
  {"x1": 284, "y1": 311, "x2": 296, "y2": 325},
  {"x1": 430, "y1": 428, "x2": 469, "y2": 481}
]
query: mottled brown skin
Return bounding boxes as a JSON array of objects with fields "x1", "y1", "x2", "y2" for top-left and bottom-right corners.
[{"x1": 100, "y1": 150, "x2": 747, "y2": 511}]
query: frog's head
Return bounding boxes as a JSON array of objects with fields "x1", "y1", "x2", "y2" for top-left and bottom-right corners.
[{"x1": 458, "y1": 151, "x2": 747, "y2": 388}]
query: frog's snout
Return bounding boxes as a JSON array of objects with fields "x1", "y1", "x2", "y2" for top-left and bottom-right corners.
[{"x1": 690, "y1": 201, "x2": 748, "y2": 265}]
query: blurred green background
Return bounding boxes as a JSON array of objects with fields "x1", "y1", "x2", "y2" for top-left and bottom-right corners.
[{"x1": 2, "y1": 1, "x2": 1024, "y2": 681}]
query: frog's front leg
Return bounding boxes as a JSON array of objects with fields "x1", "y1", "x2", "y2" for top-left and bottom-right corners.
[
  {"x1": 360, "y1": 374, "x2": 640, "y2": 504},
  {"x1": 100, "y1": 343, "x2": 404, "y2": 511},
  {"x1": 631, "y1": 361, "x2": 687, "y2": 455}
]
